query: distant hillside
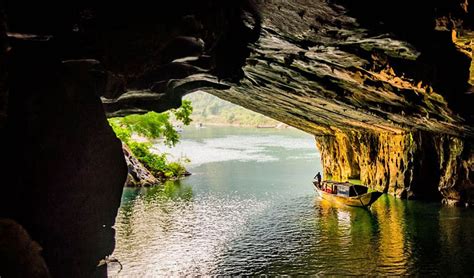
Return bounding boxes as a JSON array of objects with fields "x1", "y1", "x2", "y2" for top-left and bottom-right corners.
[{"x1": 184, "y1": 91, "x2": 281, "y2": 127}]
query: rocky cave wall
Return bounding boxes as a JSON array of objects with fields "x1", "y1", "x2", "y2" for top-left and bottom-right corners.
[
  {"x1": 205, "y1": 0, "x2": 474, "y2": 205},
  {"x1": 0, "y1": 1, "x2": 260, "y2": 276},
  {"x1": 315, "y1": 130, "x2": 474, "y2": 205},
  {"x1": 0, "y1": 0, "x2": 473, "y2": 276},
  {"x1": 0, "y1": 48, "x2": 128, "y2": 277}
]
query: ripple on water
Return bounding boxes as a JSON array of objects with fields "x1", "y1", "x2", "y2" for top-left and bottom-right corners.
[
  {"x1": 110, "y1": 190, "x2": 474, "y2": 277},
  {"x1": 110, "y1": 128, "x2": 474, "y2": 277},
  {"x1": 109, "y1": 194, "x2": 270, "y2": 277}
]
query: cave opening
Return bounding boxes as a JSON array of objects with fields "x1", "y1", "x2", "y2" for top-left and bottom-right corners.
[
  {"x1": 1, "y1": 0, "x2": 473, "y2": 276},
  {"x1": 108, "y1": 90, "x2": 324, "y2": 275}
]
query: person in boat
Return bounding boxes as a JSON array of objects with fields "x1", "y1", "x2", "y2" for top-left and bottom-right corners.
[{"x1": 314, "y1": 172, "x2": 322, "y2": 187}]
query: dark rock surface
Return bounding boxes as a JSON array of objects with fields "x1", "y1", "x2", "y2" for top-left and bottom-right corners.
[
  {"x1": 123, "y1": 144, "x2": 159, "y2": 187},
  {"x1": 0, "y1": 44, "x2": 127, "y2": 276},
  {"x1": 0, "y1": 0, "x2": 473, "y2": 276},
  {"x1": 0, "y1": 219, "x2": 50, "y2": 278},
  {"x1": 0, "y1": 2, "x2": 257, "y2": 276},
  {"x1": 210, "y1": 1, "x2": 473, "y2": 137}
]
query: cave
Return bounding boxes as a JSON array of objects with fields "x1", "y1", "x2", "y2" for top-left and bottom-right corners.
[{"x1": 0, "y1": 1, "x2": 473, "y2": 276}]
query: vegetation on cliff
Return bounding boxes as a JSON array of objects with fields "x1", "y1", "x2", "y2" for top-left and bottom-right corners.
[{"x1": 109, "y1": 100, "x2": 193, "y2": 182}]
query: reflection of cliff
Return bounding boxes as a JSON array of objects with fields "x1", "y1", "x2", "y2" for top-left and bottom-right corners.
[
  {"x1": 316, "y1": 130, "x2": 473, "y2": 205},
  {"x1": 374, "y1": 197, "x2": 408, "y2": 275},
  {"x1": 310, "y1": 197, "x2": 411, "y2": 275},
  {"x1": 117, "y1": 182, "x2": 194, "y2": 243},
  {"x1": 114, "y1": 182, "x2": 194, "y2": 249}
]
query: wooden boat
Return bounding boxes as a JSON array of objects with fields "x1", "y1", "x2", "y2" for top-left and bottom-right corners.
[{"x1": 313, "y1": 180, "x2": 383, "y2": 208}]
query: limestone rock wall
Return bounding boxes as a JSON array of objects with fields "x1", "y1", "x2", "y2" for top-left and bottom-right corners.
[
  {"x1": 316, "y1": 130, "x2": 473, "y2": 205},
  {"x1": 0, "y1": 49, "x2": 128, "y2": 276},
  {"x1": 435, "y1": 136, "x2": 474, "y2": 205},
  {"x1": 123, "y1": 144, "x2": 159, "y2": 187}
]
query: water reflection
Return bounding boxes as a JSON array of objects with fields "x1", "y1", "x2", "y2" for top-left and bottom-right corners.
[
  {"x1": 308, "y1": 199, "x2": 381, "y2": 275},
  {"x1": 436, "y1": 206, "x2": 474, "y2": 275},
  {"x1": 111, "y1": 183, "x2": 474, "y2": 276},
  {"x1": 111, "y1": 183, "x2": 269, "y2": 276},
  {"x1": 305, "y1": 195, "x2": 474, "y2": 276},
  {"x1": 373, "y1": 196, "x2": 410, "y2": 275},
  {"x1": 109, "y1": 127, "x2": 474, "y2": 276}
]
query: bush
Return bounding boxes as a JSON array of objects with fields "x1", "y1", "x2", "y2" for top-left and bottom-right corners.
[
  {"x1": 109, "y1": 101, "x2": 193, "y2": 181},
  {"x1": 164, "y1": 162, "x2": 187, "y2": 178}
]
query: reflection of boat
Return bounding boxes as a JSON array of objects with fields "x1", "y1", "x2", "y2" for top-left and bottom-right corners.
[{"x1": 313, "y1": 180, "x2": 383, "y2": 208}]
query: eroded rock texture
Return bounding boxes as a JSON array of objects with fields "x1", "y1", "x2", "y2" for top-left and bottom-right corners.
[
  {"x1": 0, "y1": 0, "x2": 473, "y2": 276},
  {"x1": 316, "y1": 130, "x2": 473, "y2": 204},
  {"x1": 205, "y1": 1, "x2": 474, "y2": 205},
  {"x1": 123, "y1": 144, "x2": 159, "y2": 187}
]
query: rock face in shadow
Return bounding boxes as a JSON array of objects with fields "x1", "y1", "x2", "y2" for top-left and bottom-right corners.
[
  {"x1": 0, "y1": 2, "x2": 259, "y2": 276},
  {"x1": 1, "y1": 46, "x2": 127, "y2": 276},
  {"x1": 0, "y1": 219, "x2": 51, "y2": 277},
  {"x1": 0, "y1": 0, "x2": 473, "y2": 276}
]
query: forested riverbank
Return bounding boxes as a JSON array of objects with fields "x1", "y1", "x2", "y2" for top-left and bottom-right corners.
[
  {"x1": 184, "y1": 91, "x2": 281, "y2": 127},
  {"x1": 109, "y1": 101, "x2": 193, "y2": 186}
]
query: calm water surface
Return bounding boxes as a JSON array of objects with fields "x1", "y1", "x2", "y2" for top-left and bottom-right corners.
[{"x1": 109, "y1": 127, "x2": 474, "y2": 276}]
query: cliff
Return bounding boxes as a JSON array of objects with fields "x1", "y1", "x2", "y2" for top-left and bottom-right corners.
[
  {"x1": 315, "y1": 130, "x2": 473, "y2": 205},
  {"x1": 205, "y1": 1, "x2": 474, "y2": 205}
]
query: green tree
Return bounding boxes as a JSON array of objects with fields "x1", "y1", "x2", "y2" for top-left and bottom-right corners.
[{"x1": 109, "y1": 101, "x2": 193, "y2": 180}]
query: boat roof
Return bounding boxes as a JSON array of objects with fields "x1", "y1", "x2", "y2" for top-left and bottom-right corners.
[{"x1": 323, "y1": 181, "x2": 362, "y2": 188}]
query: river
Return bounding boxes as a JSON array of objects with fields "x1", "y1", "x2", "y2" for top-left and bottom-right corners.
[{"x1": 109, "y1": 127, "x2": 474, "y2": 276}]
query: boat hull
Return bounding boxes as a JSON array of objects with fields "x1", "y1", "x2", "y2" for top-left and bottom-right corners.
[{"x1": 314, "y1": 186, "x2": 382, "y2": 208}]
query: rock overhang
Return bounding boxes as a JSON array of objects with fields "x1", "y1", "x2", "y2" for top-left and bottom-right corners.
[{"x1": 56, "y1": 1, "x2": 472, "y2": 138}]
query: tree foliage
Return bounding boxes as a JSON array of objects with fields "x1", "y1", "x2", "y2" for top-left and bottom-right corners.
[
  {"x1": 109, "y1": 101, "x2": 193, "y2": 180},
  {"x1": 109, "y1": 100, "x2": 192, "y2": 147},
  {"x1": 173, "y1": 100, "x2": 193, "y2": 126}
]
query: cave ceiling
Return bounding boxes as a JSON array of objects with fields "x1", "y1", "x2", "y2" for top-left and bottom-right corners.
[{"x1": 2, "y1": 0, "x2": 473, "y2": 137}]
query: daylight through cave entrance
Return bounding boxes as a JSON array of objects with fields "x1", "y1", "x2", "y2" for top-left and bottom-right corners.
[
  {"x1": 1, "y1": 0, "x2": 473, "y2": 276},
  {"x1": 109, "y1": 91, "x2": 325, "y2": 275}
]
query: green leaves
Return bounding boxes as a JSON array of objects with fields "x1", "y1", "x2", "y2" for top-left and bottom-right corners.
[
  {"x1": 129, "y1": 141, "x2": 167, "y2": 173},
  {"x1": 120, "y1": 112, "x2": 171, "y2": 143},
  {"x1": 109, "y1": 118, "x2": 132, "y2": 143},
  {"x1": 173, "y1": 100, "x2": 193, "y2": 126},
  {"x1": 110, "y1": 100, "x2": 193, "y2": 146},
  {"x1": 108, "y1": 100, "x2": 193, "y2": 181}
]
